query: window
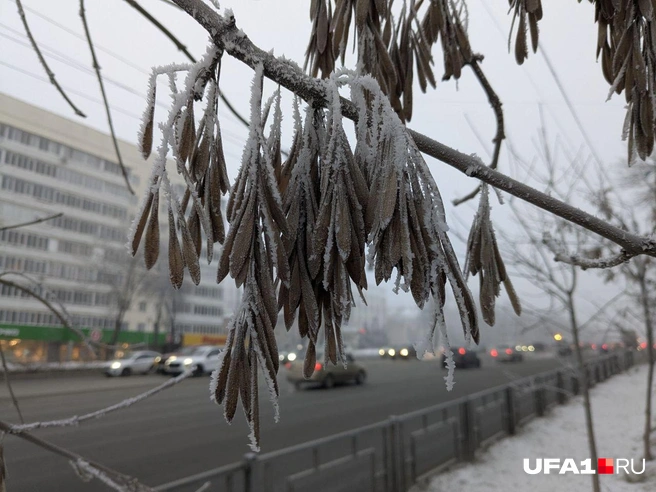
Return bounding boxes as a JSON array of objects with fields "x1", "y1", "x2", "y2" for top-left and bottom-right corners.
[
  {"x1": 139, "y1": 302, "x2": 147, "y2": 312},
  {"x1": 137, "y1": 323, "x2": 146, "y2": 332}
]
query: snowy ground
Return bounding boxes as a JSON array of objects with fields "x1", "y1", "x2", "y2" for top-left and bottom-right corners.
[{"x1": 420, "y1": 364, "x2": 656, "y2": 492}]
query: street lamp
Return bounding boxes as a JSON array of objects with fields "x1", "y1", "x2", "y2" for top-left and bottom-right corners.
[{"x1": 554, "y1": 333, "x2": 563, "y2": 341}]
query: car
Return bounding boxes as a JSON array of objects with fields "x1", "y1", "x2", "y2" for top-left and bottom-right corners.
[
  {"x1": 163, "y1": 345, "x2": 223, "y2": 376},
  {"x1": 490, "y1": 345, "x2": 524, "y2": 362},
  {"x1": 278, "y1": 351, "x2": 299, "y2": 364},
  {"x1": 105, "y1": 350, "x2": 161, "y2": 377},
  {"x1": 155, "y1": 352, "x2": 176, "y2": 374},
  {"x1": 285, "y1": 352, "x2": 367, "y2": 389},
  {"x1": 440, "y1": 347, "x2": 481, "y2": 369},
  {"x1": 396, "y1": 346, "x2": 417, "y2": 360}
]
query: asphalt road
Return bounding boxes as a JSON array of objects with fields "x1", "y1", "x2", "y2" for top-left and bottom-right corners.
[{"x1": 2, "y1": 356, "x2": 568, "y2": 491}]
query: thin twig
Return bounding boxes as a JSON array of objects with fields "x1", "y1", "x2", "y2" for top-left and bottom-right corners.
[
  {"x1": 0, "y1": 276, "x2": 128, "y2": 355},
  {"x1": 9, "y1": 371, "x2": 191, "y2": 433},
  {"x1": 553, "y1": 250, "x2": 634, "y2": 270},
  {"x1": 123, "y1": 0, "x2": 250, "y2": 129},
  {"x1": 0, "y1": 212, "x2": 62, "y2": 232},
  {"x1": 14, "y1": 0, "x2": 86, "y2": 117},
  {"x1": 79, "y1": 0, "x2": 135, "y2": 196},
  {"x1": 0, "y1": 345, "x2": 24, "y2": 424},
  {"x1": 453, "y1": 57, "x2": 505, "y2": 206},
  {"x1": 0, "y1": 419, "x2": 155, "y2": 491},
  {"x1": 168, "y1": 1, "x2": 656, "y2": 258}
]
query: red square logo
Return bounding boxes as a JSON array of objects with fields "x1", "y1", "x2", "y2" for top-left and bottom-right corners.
[{"x1": 598, "y1": 458, "x2": 614, "y2": 474}]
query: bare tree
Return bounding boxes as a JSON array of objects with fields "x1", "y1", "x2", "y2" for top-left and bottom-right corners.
[{"x1": 555, "y1": 160, "x2": 656, "y2": 460}]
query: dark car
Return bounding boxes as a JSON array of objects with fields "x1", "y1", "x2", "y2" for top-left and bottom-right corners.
[
  {"x1": 286, "y1": 352, "x2": 367, "y2": 389},
  {"x1": 441, "y1": 347, "x2": 481, "y2": 369}
]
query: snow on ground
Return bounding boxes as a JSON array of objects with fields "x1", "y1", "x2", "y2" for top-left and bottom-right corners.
[{"x1": 422, "y1": 364, "x2": 656, "y2": 492}]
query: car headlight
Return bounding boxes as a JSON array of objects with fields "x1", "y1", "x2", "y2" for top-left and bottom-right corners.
[
  {"x1": 400, "y1": 348, "x2": 409, "y2": 357},
  {"x1": 167, "y1": 356, "x2": 177, "y2": 364},
  {"x1": 379, "y1": 349, "x2": 385, "y2": 356},
  {"x1": 388, "y1": 349, "x2": 396, "y2": 356},
  {"x1": 184, "y1": 358, "x2": 194, "y2": 366},
  {"x1": 287, "y1": 352, "x2": 297, "y2": 361},
  {"x1": 110, "y1": 362, "x2": 121, "y2": 370},
  {"x1": 154, "y1": 356, "x2": 161, "y2": 363}
]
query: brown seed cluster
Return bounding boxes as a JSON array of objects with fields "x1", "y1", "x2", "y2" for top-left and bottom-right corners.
[
  {"x1": 508, "y1": 0, "x2": 543, "y2": 65},
  {"x1": 464, "y1": 185, "x2": 521, "y2": 326},
  {"x1": 131, "y1": 54, "x2": 483, "y2": 450},
  {"x1": 593, "y1": 0, "x2": 656, "y2": 162},
  {"x1": 305, "y1": 0, "x2": 475, "y2": 122}
]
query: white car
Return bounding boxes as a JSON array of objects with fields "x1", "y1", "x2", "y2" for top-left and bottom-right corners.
[
  {"x1": 105, "y1": 350, "x2": 161, "y2": 377},
  {"x1": 163, "y1": 345, "x2": 223, "y2": 376}
]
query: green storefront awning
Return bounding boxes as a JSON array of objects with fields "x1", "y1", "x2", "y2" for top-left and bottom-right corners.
[{"x1": 0, "y1": 324, "x2": 166, "y2": 344}]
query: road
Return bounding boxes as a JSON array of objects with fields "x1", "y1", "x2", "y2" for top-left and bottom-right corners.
[{"x1": 2, "y1": 356, "x2": 568, "y2": 491}]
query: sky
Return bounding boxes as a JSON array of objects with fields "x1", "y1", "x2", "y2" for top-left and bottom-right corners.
[{"x1": 0, "y1": 0, "x2": 638, "y2": 344}]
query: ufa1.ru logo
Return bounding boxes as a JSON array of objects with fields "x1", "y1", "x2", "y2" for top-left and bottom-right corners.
[{"x1": 523, "y1": 458, "x2": 645, "y2": 475}]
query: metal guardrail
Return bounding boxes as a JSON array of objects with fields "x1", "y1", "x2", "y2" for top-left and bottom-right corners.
[{"x1": 155, "y1": 351, "x2": 636, "y2": 492}]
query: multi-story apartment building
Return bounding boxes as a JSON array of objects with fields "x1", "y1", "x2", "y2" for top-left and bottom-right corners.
[{"x1": 0, "y1": 93, "x2": 239, "y2": 362}]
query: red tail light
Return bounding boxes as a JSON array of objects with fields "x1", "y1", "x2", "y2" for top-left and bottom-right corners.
[
  {"x1": 458, "y1": 347, "x2": 466, "y2": 355},
  {"x1": 505, "y1": 348, "x2": 513, "y2": 355},
  {"x1": 641, "y1": 342, "x2": 648, "y2": 349},
  {"x1": 314, "y1": 362, "x2": 323, "y2": 372},
  {"x1": 602, "y1": 344, "x2": 608, "y2": 350},
  {"x1": 591, "y1": 344, "x2": 597, "y2": 350},
  {"x1": 284, "y1": 362, "x2": 292, "y2": 369},
  {"x1": 490, "y1": 349, "x2": 498, "y2": 357}
]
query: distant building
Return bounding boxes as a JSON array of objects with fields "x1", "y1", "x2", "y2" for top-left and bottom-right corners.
[{"x1": 0, "y1": 94, "x2": 238, "y2": 362}]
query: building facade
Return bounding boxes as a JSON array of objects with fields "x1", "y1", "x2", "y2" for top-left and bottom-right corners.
[{"x1": 0, "y1": 93, "x2": 238, "y2": 362}]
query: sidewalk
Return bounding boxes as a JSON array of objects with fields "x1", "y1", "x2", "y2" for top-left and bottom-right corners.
[{"x1": 420, "y1": 365, "x2": 656, "y2": 492}]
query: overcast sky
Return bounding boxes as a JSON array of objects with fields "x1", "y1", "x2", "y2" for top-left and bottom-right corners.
[{"x1": 0, "y1": 0, "x2": 636, "y2": 343}]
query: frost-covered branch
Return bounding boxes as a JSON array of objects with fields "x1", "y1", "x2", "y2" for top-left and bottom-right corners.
[
  {"x1": 123, "y1": 0, "x2": 249, "y2": 129},
  {"x1": 0, "y1": 212, "x2": 63, "y2": 232},
  {"x1": 168, "y1": 0, "x2": 656, "y2": 259},
  {"x1": 0, "y1": 419, "x2": 155, "y2": 491},
  {"x1": 543, "y1": 231, "x2": 635, "y2": 270},
  {"x1": 7, "y1": 371, "x2": 191, "y2": 433},
  {"x1": 552, "y1": 250, "x2": 634, "y2": 270},
  {"x1": 14, "y1": 0, "x2": 86, "y2": 117}
]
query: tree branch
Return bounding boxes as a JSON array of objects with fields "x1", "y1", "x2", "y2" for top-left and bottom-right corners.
[
  {"x1": 167, "y1": 0, "x2": 656, "y2": 259},
  {"x1": 8, "y1": 371, "x2": 190, "y2": 433},
  {"x1": 553, "y1": 250, "x2": 634, "y2": 270},
  {"x1": 123, "y1": 0, "x2": 250, "y2": 129},
  {"x1": 0, "y1": 344, "x2": 24, "y2": 424},
  {"x1": 0, "y1": 276, "x2": 128, "y2": 355},
  {"x1": 453, "y1": 57, "x2": 505, "y2": 206},
  {"x1": 14, "y1": 0, "x2": 86, "y2": 117},
  {"x1": 0, "y1": 212, "x2": 62, "y2": 232},
  {"x1": 0, "y1": 419, "x2": 155, "y2": 491},
  {"x1": 79, "y1": 0, "x2": 135, "y2": 196}
]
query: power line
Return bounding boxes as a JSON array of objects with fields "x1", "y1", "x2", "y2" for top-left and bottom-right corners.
[
  {"x1": 5, "y1": 0, "x2": 149, "y2": 75},
  {"x1": 0, "y1": 60, "x2": 143, "y2": 120},
  {"x1": 0, "y1": 26, "x2": 169, "y2": 109}
]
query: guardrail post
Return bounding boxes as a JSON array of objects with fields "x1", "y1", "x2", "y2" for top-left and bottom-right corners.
[
  {"x1": 243, "y1": 452, "x2": 260, "y2": 492},
  {"x1": 387, "y1": 415, "x2": 401, "y2": 492},
  {"x1": 459, "y1": 399, "x2": 476, "y2": 461},
  {"x1": 505, "y1": 386, "x2": 516, "y2": 435}
]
